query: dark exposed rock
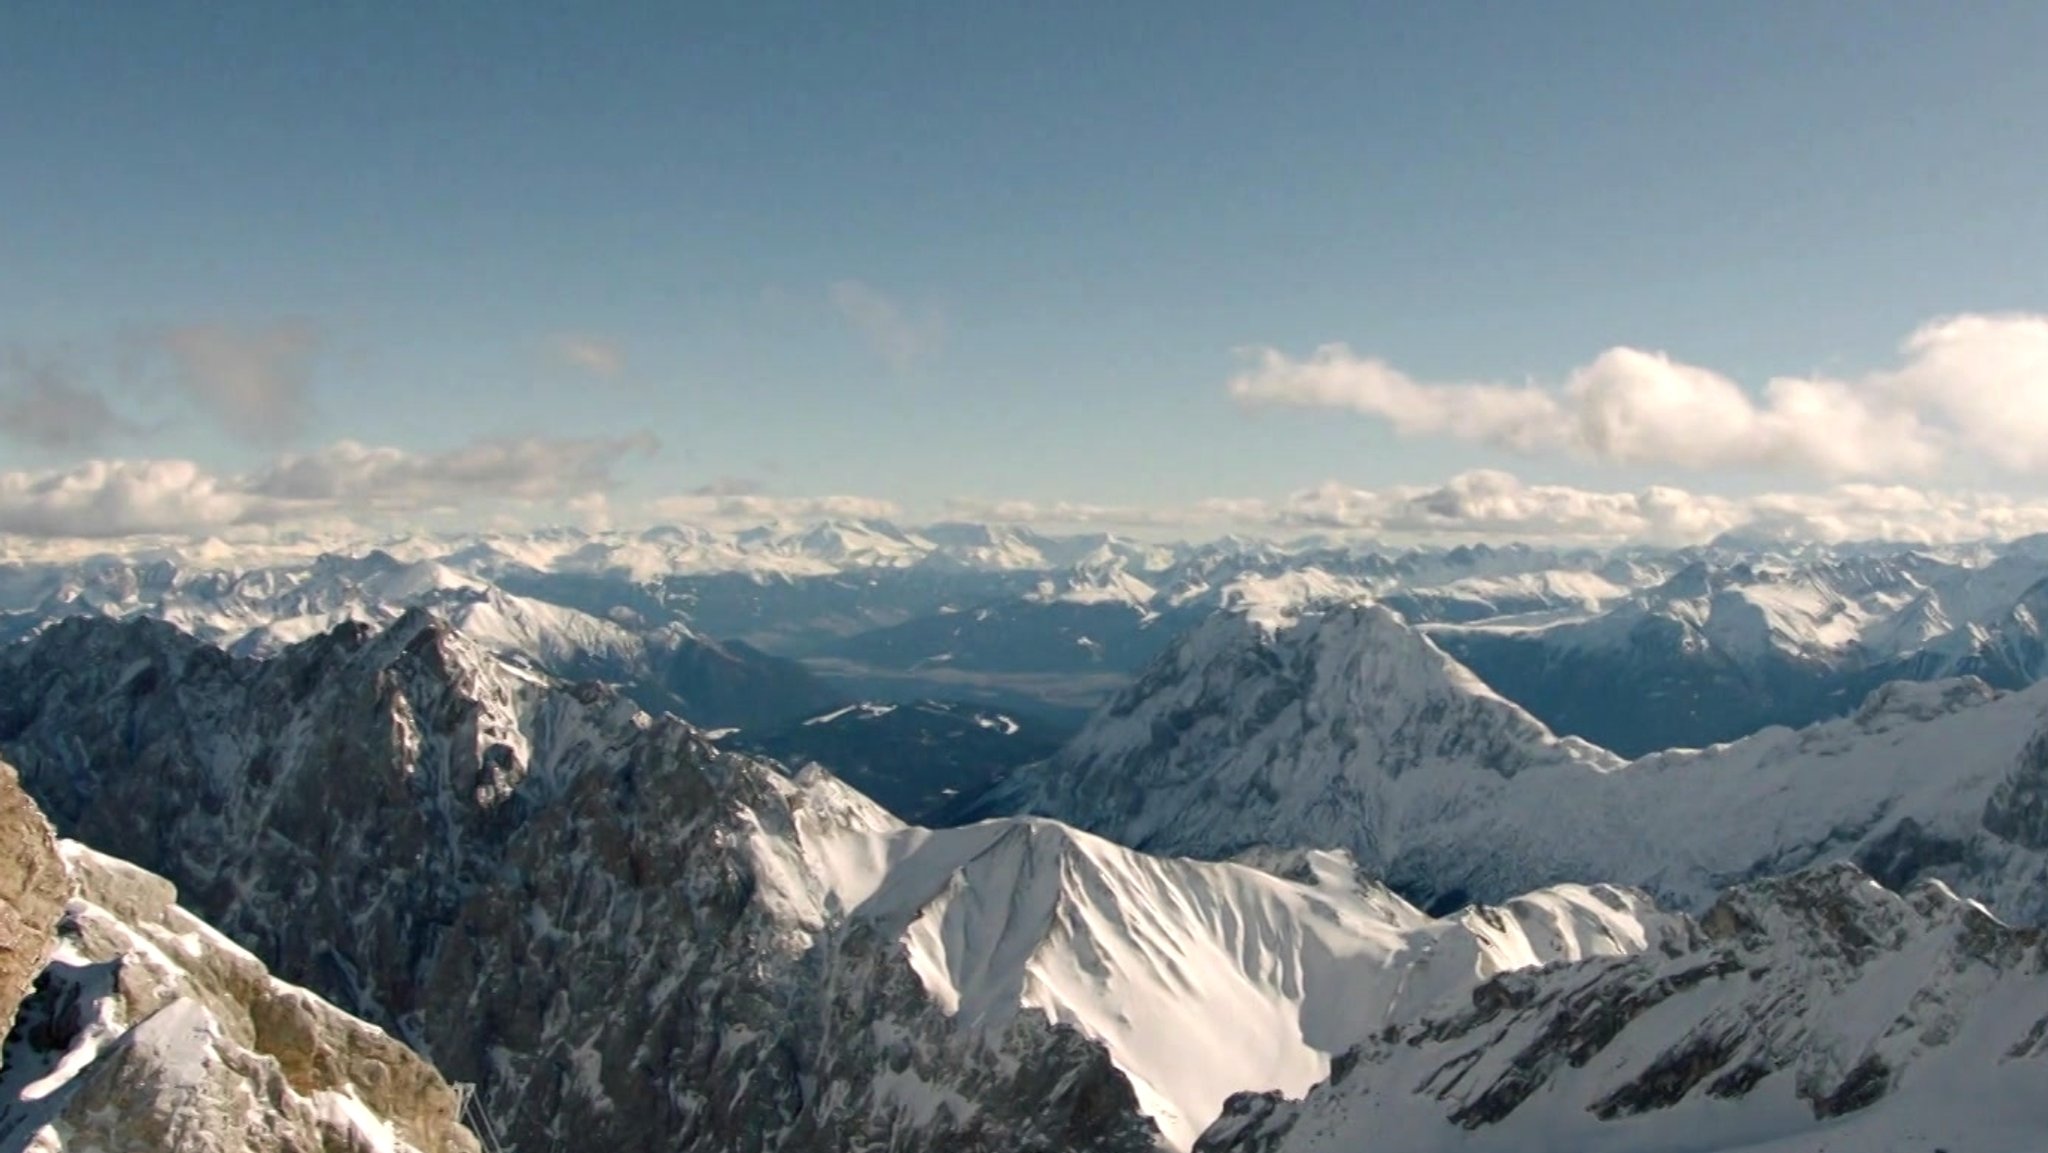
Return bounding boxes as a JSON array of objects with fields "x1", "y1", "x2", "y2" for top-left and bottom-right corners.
[
  {"x1": 1590, "y1": 1026, "x2": 1744, "y2": 1118},
  {"x1": 1804, "y1": 1052, "x2": 1891, "y2": 1119}
]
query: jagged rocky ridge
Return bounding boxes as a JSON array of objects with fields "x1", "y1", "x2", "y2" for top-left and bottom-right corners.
[
  {"x1": 978, "y1": 599, "x2": 2048, "y2": 919},
  {"x1": 0, "y1": 612, "x2": 1699, "y2": 1151},
  {"x1": 0, "y1": 612, "x2": 1159, "y2": 1153},
  {"x1": 0, "y1": 761, "x2": 479, "y2": 1153},
  {"x1": 1199, "y1": 863, "x2": 2048, "y2": 1153},
  {"x1": 0, "y1": 549, "x2": 842, "y2": 731}
]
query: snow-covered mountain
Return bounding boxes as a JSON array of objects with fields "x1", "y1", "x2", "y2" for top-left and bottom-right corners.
[
  {"x1": 1435, "y1": 550, "x2": 2048, "y2": 754},
  {"x1": 0, "y1": 612, "x2": 1160, "y2": 1152},
  {"x1": 979, "y1": 595, "x2": 2048, "y2": 920},
  {"x1": 0, "y1": 612, "x2": 1692, "y2": 1152},
  {"x1": 1200, "y1": 862, "x2": 2048, "y2": 1153},
  {"x1": 31, "y1": 528, "x2": 2048, "y2": 760},
  {"x1": 12, "y1": 608, "x2": 2048, "y2": 1149},
  {"x1": 0, "y1": 762, "x2": 480, "y2": 1153},
  {"x1": 0, "y1": 549, "x2": 844, "y2": 731}
]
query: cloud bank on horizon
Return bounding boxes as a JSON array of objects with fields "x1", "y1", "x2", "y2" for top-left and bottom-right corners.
[
  {"x1": 8, "y1": 448, "x2": 2048, "y2": 553},
  {"x1": 6, "y1": 310, "x2": 2048, "y2": 552}
]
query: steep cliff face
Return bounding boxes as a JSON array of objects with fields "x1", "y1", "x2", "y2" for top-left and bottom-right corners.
[
  {"x1": 0, "y1": 762, "x2": 64, "y2": 1040},
  {"x1": 1, "y1": 842, "x2": 482, "y2": 1153},
  {"x1": 1199, "y1": 863, "x2": 2048, "y2": 1153},
  {"x1": 0, "y1": 757, "x2": 482, "y2": 1153}
]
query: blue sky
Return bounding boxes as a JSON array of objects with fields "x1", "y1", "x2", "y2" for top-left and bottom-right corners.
[{"x1": 6, "y1": 3, "x2": 2048, "y2": 542}]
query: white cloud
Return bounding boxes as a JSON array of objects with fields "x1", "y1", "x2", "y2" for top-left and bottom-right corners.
[
  {"x1": 15, "y1": 448, "x2": 2048, "y2": 551},
  {"x1": 1259, "y1": 472, "x2": 1747, "y2": 544},
  {"x1": 0, "y1": 433, "x2": 657, "y2": 540},
  {"x1": 551, "y1": 333, "x2": 626, "y2": 378},
  {"x1": 1881, "y1": 314, "x2": 2048, "y2": 473},
  {"x1": 1228, "y1": 348, "x2": 1569, "y2": 452},
  {"x1": 1228, "y1": 313, "x2": 2048, "y2": 479},
  {"x1": 829, "y1": 280, "x2": 944, "y2": 371},
  {"x1": 0, "y1": 459, "x2": 255, "y2": 538},
  {"x1": 1220, "y1": 472, "x2": 2048, "y2": 547},
  {"x1": 155, "y1": 321, "x2": 320, "y2": 443}
]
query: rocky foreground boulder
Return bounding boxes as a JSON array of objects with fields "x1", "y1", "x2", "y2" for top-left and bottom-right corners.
[
  {"x1": 0, "y1": 762, "x2": 65, "y2": 1040},
  {"x1": 0, "y1": 760, "x2": 481, "y2": 1153}
]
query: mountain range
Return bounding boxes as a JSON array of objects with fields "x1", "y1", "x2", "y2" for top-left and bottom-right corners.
[
  {"x1": 975, "y1": 596, "x2": 2048, "y2": 919},
  {"x1": 19, "y1": 524, "x2": 2048, "y2": 758},
  {"x1": 10, "y1": 525, "x2": 2048, "y2": 1148}
]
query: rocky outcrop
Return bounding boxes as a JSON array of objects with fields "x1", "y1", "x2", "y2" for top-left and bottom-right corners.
[
  {"x1": 0, "y1": 829, "x2": 481, "y2": 1152},
  {"x1": 0, "y1": 762, "x2": 64, "y2": 1039}
]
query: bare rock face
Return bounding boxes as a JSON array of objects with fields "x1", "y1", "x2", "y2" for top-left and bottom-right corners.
[
  {"x1": 0, "y1": 761, "x2": 65, "y2": 1039},
  {"x1": 0, "y1": 835, "x2": 481, "y2": 1153}
]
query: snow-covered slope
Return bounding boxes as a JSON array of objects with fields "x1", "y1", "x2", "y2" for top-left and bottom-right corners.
[
  {"x1": 966, "y1": 600, "x2": 1622, "y2": 900},
  {"x1": 0, "y1": 613, "x2": 1692, "y2": 1151},
  {"x1": 985, "y1": 597, "x2": 2048, "y2": 921},
  {"x1": 1200, "y1": 863, "x2": 2048, "y2": 1153},
  {"x1": 790, "y1": 789, "x2": 1677, "y2": 1149},
  {"x1": 0, "y1": 613, "x2": 1162, "y2": 1153}
]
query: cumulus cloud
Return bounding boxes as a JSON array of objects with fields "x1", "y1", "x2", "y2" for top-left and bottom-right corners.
[
  {"x1": 550, "y1": 333, "x2": 626, "y2": 378},
  {"x1": 16, "y1": 446, "x2": 2048, "y2": 550},
  {"x1": 1258, "y1": 472, "x2": 1747, "y2": 544},
  {"x1": 0, "y1": 460, "x2": 253, "y2": 539},
  {"x1": 1211, "y1": 471, "x2": 2048, "y2": 547},
  {"x1": 0, "y1": 357, "x2": 146, "y2": 451},
  {"x1": 1881, "y1": 314, "x2": 2048, "y2": 473},
  {"x1": 0, "y1": 433, "x2": 657, "y2": 540},
  {"x1": 829, "y1": 280, "x2": 944, "y2": 371},
  {"x1": 1228, "y1": 313, "x2": 2048, "y2": 479},
  {"x1": 155, "y1": 321, "x2": 320, "y2": 443},
  {"x1": 941, "y1": 476, "x2": 2048, "y2": 547}
]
